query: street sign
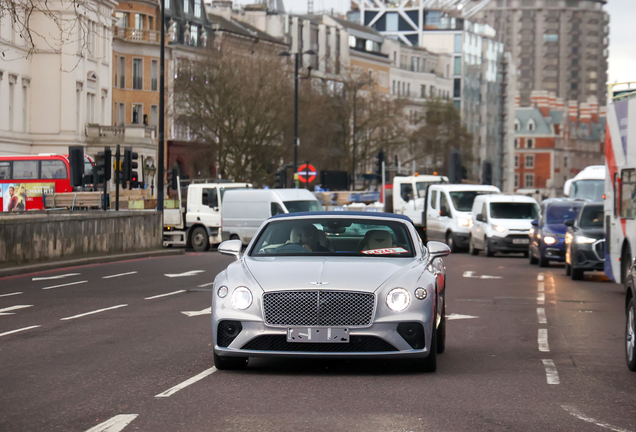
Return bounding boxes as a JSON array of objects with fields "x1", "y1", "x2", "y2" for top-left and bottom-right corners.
[{"x1": 297, "y1": 163, "x2": 317, "y2": 183}]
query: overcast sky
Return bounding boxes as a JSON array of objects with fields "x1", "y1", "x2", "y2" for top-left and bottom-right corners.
[{"x1": 241, "y1": 0, "x2": 635, "y2": 84}]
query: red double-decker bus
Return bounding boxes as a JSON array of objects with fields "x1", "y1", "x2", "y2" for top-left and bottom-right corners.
[{"x1": 0, "y1": 154, "x2": 94, "y2": 212}]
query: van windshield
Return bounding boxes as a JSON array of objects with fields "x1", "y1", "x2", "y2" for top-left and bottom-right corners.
[
  {"x1": 571, "y1": 180, "x2": 604, "y2": 202},
  {"x1": 450, "y1": 191, "x2": 493, "y2": 212},
  {"x1": 283, "y1": 200, "x2": 323, "y2": 213},
  {"x1": 490, "y1": 203, "x2": 538, "y2": 219}
]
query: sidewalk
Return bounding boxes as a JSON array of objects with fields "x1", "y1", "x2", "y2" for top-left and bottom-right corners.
[{"x1": 0, "y1": 249, "x2": 185, "y2": 278}]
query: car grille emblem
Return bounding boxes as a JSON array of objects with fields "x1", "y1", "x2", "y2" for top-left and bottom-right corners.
[{"x1": 310, "y1": 281, "x2": 329, "y2": 286}]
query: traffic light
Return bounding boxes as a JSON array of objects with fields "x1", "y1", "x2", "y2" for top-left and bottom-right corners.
[
  {"x1": 68, "y1": 146, "x2": 84, "y2": 187},
  {"x1": 95, "y1": 147, "x2": 112, "y2": 184},
  {"x1": 167, "y1": 167, "x2": 178, "y2": 190},
  {"x1": 375, "y1": 150, "x2": 385, "y2": 180},
  {"x1": 122, "y1": 147, "x2": 139, "y2": 190},
  {"x1": 274, "y1": 168, "x2": 287, "y2": 188},
  {"x1": 482, "y1": 161, "x2": 492, "y2": 185},
  {"x1": 449, "y1": 150, "x2": 462, "y2": 183}
]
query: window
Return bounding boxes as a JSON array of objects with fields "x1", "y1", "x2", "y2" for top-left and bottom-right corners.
[
  {"x1": 515, "y1": 155, "x2": 519, "y2": 168},
  {"x1": 166, "y1": 0, "x2": 170, "y2": 8},
  {"x1": 151, "y1": 60, "x2": 158, "y2": 91},
  {"x1": 271, "y1": 203, "x2": 284, "y2": 216},
  {"x1": 190, "y1": 25, "x2": 198, "y2": 46},
  {"x1": 87, "y1": 20, "x2": 96, "y2": 57},
  {"x1": 524, "y1": 173, "x2": 534, "y2": 188},
  {"x1": 76, "y1": 84, "x2": 82, "y2": 133},
  {"x1": 386, "y1": 13, "x2": 398, "y2": 32},
  {"x1": 400, "y1": 183, "x2": 413, "y2": 202},
  {"x1": 119, "y1": 56, "x2": 126, "y2": 88},
  {"x1": 13, "y1": 161, "x2": 38, "y2": 179},
  {"x1": 132, "y1": 104, "x2": 143, "y2": 124},
  {"x1": 421, "y1": 85, "x2": 426, "y2": 98},
  {"x1": 564, "y1": 156, "x2": 568, "y2": 168},
  {"x1": 135, "y1": 14, "x2": 143, "y2": 30},
  {"x1": 202, "y1": 188, "x2": 218, "y2": 207},
  {"x1": 194, "y1": 0, "x2": 202, "y2": 17},
  {"x1": 407, "y1": 83, "x2": 410, "y2": 97},
  {"x1": 101, "y1": 91, "x2": 107, "y2": 124},
  {"x1": 86, "y1": 92, "x2": 95, "y2": 123},
  {"x1": 133, "y1": 59, "x2": 143, "y2": 89},
  {"x1": 527, "y1": 138, "x2": 534, "y2": 148},
  {"x1": 514, "y1": 138, "x2": 518, "y2": 148},
  {"x1": 514, "y1": 173, "x2": 519, "y2": 188},
  {"x1": 0, "y1": 162, "x2": 10, "y2": 180},
  {"x1": 184, "y1": 0, "x2": 190, "y2": 14},
  {"x1": 453, "y1": 78, "x2": 461, "y2": 98},
  {"x1": 150, "y1": 105, "x2": 158, "y2": 126},
  {"x1": 118, "y1": 103, "x2": 125, "y2": 125},
  {"x1": 454, "y1": 56, "x2": 461, "y2": 75},
  {"x1": 620, "y1": 169, "x2": 636, "y2": 219},
  {"x1": 454, "y1": 34, "x2": 462, "y2": 53},
  {"x1": 543, "y1": 34, "x2": 558, "y2": 42},
  {"x1": 392, "y1": 80, "x2": 395, "y2": 95},
  {"x1": 514, "y1": 119, "x2": 520, "y2": 131},
  {"x1": 440, "y1": 192, "x2": 450, "y2": 215},
  {"x1": 22, "y1": 81, "x2": 28, "y2": 132},
  {"x1": 528, "y1": 120, "x2": 535, "y2": 131},
  {"x1": 525, "y1": 155, "x2": 534, "y2": 168},
  {"x1": 41, "y1": 160, "x2": 68, "y2": 179},
  {"x1": 116, "y1": 12, "x2": 127, "y2": 28},
  {"x1": 102, "y1": 26, "x2": 108, "y2": 58},
  {"x1": 411, "y1": 57, "x2": 419, "y2": 72},
  {"x1": 8, "y1": 75, "x2": 16, "y2": 131},
  {"x1": 430, "y1": 190, "x2": 438, "y2": 209}
]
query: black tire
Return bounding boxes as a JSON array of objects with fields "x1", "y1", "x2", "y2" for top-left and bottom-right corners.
[
  {"x1": 522, "y1": 251, "x2": 529, "y2": 258},
  {"x1": 566, "y1": 263, "x2": 571, "y2": 276},
  {"x1": 529, "y1": 249, "x2": 539, "y2": 265},
  {"x1": 214, "y1": 352, "x2": 248, "y2": 370},
  {"x1": 626, "y1": 298, "x2": 636, "y2": 371},
  {"x1": 190, "y1": 227, "x2": 210, "y2": 252},
  {"x1": 419, "y1": 321, "x2": 437, "y2": 373},
  {"x1": 446, "y1": 232, "x2": 457, "y2": 254},
  {"x1": 539, "y1": 253, "x2": 550, "y2": 268},
  {"x1": 469, "y1": 237, "x2": 479, "y2": 256},
  {"x1": 436, "y1": 301, "x2": 446, "y2": 354},
  {"x1": 622, "y1": 249, "x2": 632, "y2": 291},
  {"x1": 485, "y1": 238, "x2": 494, "y2": 257},
  {"x1": 571, "y1": 267, "x2": 584, "y2": 281}
]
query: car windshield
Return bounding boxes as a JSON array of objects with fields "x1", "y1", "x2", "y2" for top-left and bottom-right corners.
[
  {"x1": 571, "y1": 180, "x2": 604, "y2": 202},
  {"x1": 579, "y1": 206, "x2": 604, "y2": 228},
  {"x1": 546, "y1": 204, "x2": 582, "y2": 224},
  {"x1": 250, "y1": 218, "x2": 415, "y2": 257},
  {"x1": 490, "y1": 203, "x2": 538, "y2": 219},
  {"x1": 283, "y1": 200, "x2": 323, "y2": 213},
  {"x1": 450, "y1": 191, "x2": 493, "y2": 212}
]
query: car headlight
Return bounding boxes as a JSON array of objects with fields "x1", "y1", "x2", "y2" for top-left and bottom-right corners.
[
  {"x1": 491, "y1": 224, "x2": 506, "y2": 233},
  {"x1": 231, "y1": 287, "x2": 253, "y2": 310},
  {"x1": 543, "y1": 236, "x2": 557, "y2": 245},
  {"x1": 565, "y1": 232, "x2": 573, "y2": 245},
  {"x1": 468, "y1": 219, "x2": 473, "y2": 228},
  {"x1": 386, "y1": 288, "x2": 410, "y2": 312},
  {"x1": 458, "y1": 217, "x2": 470, "y2": 227},
  {"x1": 575, "y1": 236, "x2": 596, "y2": 244}
]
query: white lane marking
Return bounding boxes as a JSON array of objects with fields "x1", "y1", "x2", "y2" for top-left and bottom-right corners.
[
  {"x1": 197, "y1": 282, "x2": 214, "y2": 288},
  {"x1": 0, "y1": 305, "x2": 33, "y2": 316},
  {"x1": 561, "y1": 405, "x2": 630, "y2": 432},
  {"x1": 32, "y1": 273, "x2": 81, "y2": 281},
  {"x1": 462, "y1": 271, "x2": 502, "y2": 279},
  {"x1": 165, "y1": 270, "x2": 205, "y2": 278},
  {"x1": 181, "y1": 307, "x2": 211, "y2": 317},
  {"x1": 537, "y1": 273, "x2": 544, "y2": 281},
  {"x1": 537, "y1": 292, "x2": 545, "y2": 305},
  {"x1": 538, "y1": 281, "x2": 544, "y2": 292},
  {"x1": 103, "y1": 271, "x2": 138, "y2": 279},
  {"x1": 145, "y1": 290, "x2": 186, "y2": 300},
  {"x1": 84, "y1": 414, "x2": 139, "y2": 432},
  {"x1": 42, "y1": 280, "x2": 88, "y2": 290},
  {"x1": 447, "y1": 313, "x2": 479, "y2": 320},
  {"x1": 0, "y1": 292, "x2": 23, "y2": 298},
  {"x1": 537, "y1": 308, "x2": 547, "y2": 324},
  {"x1": 0, "y1": 325, "x2": 41, "y2": 338},
  {"x1": 61, "y1": 304, "x2": 128, "y2": 321},
  {"x1": 155, "y1": 366, "x2": 217, "y2": 398},
  {"x1": 542, "y1": 359, "x2": 560, "y2": 385},
  {"x1": 538, "y1": 329, "x2": 550, "y2": 352}
]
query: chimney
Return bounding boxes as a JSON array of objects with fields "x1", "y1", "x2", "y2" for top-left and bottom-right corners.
[
  {"x1": 587, "y1": 95, "x2": 599, "y2": 123},
  {"x1": 599, "y1": 106, "x2": 607, "y2": 119},
  {"x1": 555, "y1": 97, "x2": 564, "y2": 111},
  {"x1": 548, "y1": 92, "x2": 557, "y2": 111},
  {"x1": 530, "y1": 90, "x2": 550, "y2": 116},
  {"x1": 211, "y1": 0, "x2": 233, "y2": 20},
  {"x1": 568, "y1": 101, "x2": 578, "y2": 122},
  {"x1": 515, "y1": 92, "x2": 521, "y2": 108},
  {"x1": 579, "y1": 102, "x2": 592, "y2": 124}
]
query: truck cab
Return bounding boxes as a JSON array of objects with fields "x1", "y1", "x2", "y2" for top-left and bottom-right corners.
[{"x1": 389, "y1": 175, "x2": 448, "y2": 234}]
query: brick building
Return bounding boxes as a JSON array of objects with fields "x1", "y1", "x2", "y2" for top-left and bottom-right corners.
[{"x1": 514, "y1": 90, "x2": 605, "y2": 199}]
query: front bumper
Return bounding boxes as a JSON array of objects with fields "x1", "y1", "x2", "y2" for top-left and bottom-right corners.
[
  {"x1": 489, "y1": 234, "x2": 530, "y2": 252},
  {"x1": 214, "y1": 320, "x2": 435, "y2": 359},
  {"x1": 541, "y1": 237, "x2": 566, "y2": 261},
  {"x1": 572, "y1": 239, "x2": 605, "y2": 270}
]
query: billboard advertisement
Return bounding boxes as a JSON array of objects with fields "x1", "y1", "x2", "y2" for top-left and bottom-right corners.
[{"x1": 1, "y1": 183, "x2": 55, "y2": 212}]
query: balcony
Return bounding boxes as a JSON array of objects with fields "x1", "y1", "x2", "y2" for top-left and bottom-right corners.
[
  {"x1": 114, "y1": 26, "x2": 160, "y2": 44},
  {"x1": 86, "y1": 124, "x2": 156, "y2": 140}
]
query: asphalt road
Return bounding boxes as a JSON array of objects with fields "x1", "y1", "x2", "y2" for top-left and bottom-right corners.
[{"x1": 0, "y1": 251, "x2": 634, "y2": 432}]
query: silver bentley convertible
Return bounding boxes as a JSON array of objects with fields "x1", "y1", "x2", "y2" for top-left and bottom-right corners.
[{"x1": 212, "y1": 212, "x2": 450, "y2": 372}]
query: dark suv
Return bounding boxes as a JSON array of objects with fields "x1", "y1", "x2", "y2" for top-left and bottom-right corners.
[{"x1": 564, "y1": 203, "x2": 605, "y2": 280}]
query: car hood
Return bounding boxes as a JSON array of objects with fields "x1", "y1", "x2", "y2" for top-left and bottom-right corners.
[
  {"x1": 578, "y1": 227, "x2": 605, "y2": 238},
  {"x1": 544, "y1": 224, "x2": 568, "y2": 235},
  {"x1": 244, "y1": 256, "x2": 415, "y2": 293}
]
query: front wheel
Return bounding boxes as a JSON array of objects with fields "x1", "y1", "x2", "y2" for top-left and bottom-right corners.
[
  {"x1": 214, "y1": 352, "x2": 248, "y2": 370},
  {"x1": 436, "y1": 301, "x2": 446, "y2": 354},
  {"x1": 566, "y1": 263, "x2": 572, "y2": 276},
  {"x1": 446, "y1": 232, "x2": 457, "y2": 254},
  {"x1": 418, "y1": 323, "x2": 437, "y2": 373},
  {"x1": 539, "y1": 253, "x2": 550, "y2": 268},
  {"x1": 485, "y1": 238, "x2": 494, "y2": 257},
  {"x1": 622, "y1": 250, "x2": 632, "y2": 291},
  {"x1": 469, "y1": 237, "x2": 479, "y2": 256},
  {"x1": 626, "y1": 298, "x2": 636, "y2": 371},
  {"x1": 190, "y1": 227, "x2": 210, "y2": 252},
  {"x1": 529, "y1": 249, "x2": 538, "y2": 265},
  {"x1": 571, "y1": 267, "x2": 584, "y2": 281}
]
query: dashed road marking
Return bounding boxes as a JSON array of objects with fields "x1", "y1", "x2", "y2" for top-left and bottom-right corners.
[
  {"x1": 61, "y1": 304, "x2": 128, "y2": 321},
  {"x1": 197, "y1": 282, "x2": 214, "y2": 288},
  {"x1": 537, "y1": 292, "x2": 545, "y2": 304},
  {"x1": 165, "y1": 270, "x2": 205, "y2": 278},
  {"x1": 537, "y1": 273, "x2": 544, "y2": 281},
  {"x1": 32, "y1": 273, "x2": 81, "y2": 281},
  {"x1": 155, "y1": 367, "x2": 217, "y2": 398},
  {"x1": 0, "y1": 305, "x2": 33, "y2": 316},
  {"x1": 181, "y1": 307, "x2": 211, "y2": 317},
  {"x1": 462, "y1": 271, "x2": 502, "y2": 279},
  {"x1": 538, "y1": 281, "x2": 544, "y2": 292},
  {"x1": 103, "y1": 271, "x2": 138, "y2": 279},
  {"x1": 542, "y1": 359, "x2": 560, "y2": 384},
  {"x1": 0, "y1": 325, "x2": 41, "y2": 338},
  {"x1": 537, "y1": 308, "x2": 547, "y2": 324},
  {"x1": 145, "y1": 290, "x2": 186, "y2": 300},
  {"x1": 447, "y1": 313, "x2": 479, "y2": 320},
  {"x1": 561, "y1": 405, "x2": 630, "y2": 432},
  {"x1": 42, "y1": 280, "x2": 88, "y2": 290},
  {"x1": 84, "y1": 414, "x2": 138, "y2": 432},
  {"x1": 0, "y1": 292, "x2": 23, "y2": 298},
  {"x1": 538, "y1": 329, "x2": 550, "y2": 352}
]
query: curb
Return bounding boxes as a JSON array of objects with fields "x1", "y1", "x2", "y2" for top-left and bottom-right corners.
[{"x1": 0, "y1": 249, "x2": 186, "y2": 279}]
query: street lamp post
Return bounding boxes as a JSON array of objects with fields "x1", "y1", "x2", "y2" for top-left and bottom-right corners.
[{"x1": 157, "y1": 0, "x2": 166, "y2": 211}]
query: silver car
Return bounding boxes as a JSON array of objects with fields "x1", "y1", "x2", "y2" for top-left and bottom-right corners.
[{"x1": 211, "y1": 212, "x2": 450, "y2": 372}]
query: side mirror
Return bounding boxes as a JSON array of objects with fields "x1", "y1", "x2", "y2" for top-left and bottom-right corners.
[
  {"x1": 564, "y1": 219, "x2": 574, "y2": 227},
  {"x1": 218, "y1": 239, "x2": 242, "y2": 260},
  {"x1": 427, "y1": 241, "x2": 451, "y2": 259},
  {"x1": 531, "y1": 219, "x2": 538, "y2": 227},
  {"x1": 476, "y1": 214, "x2": 484, "y2": 222}
]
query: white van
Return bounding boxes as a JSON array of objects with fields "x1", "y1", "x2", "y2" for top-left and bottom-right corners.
[
  {"x1": 426, "y1": 184, "x2": 500, "y2": 252},
  {"x1": 221, "y1": 189, "x2": 323, "y2": 245},
  {"x1": 469, "y1": 194, "x2": 539, "y2": 257}
]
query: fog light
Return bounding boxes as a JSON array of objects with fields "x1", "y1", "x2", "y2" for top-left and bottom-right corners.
[
  {"x1": 414, "y1": 287, "x2": 427, "y2": 300},
  {"x1": 217, "y1": 320, "x2": 243, "y2": 347},
  {"x1": 217, "y1": 286, "x2": 228, "y2": 298},
  {"x1": 397, "y1": 322, "x2": 425, "y2": 349}
]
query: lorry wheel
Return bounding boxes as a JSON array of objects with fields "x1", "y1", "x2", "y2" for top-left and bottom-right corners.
[{"x1": 191, "y1": 227, "x2": 210, "y2": 252}]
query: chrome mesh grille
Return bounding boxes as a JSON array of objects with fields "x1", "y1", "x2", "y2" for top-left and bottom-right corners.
[
  {"x1": 262, "y1": 291, "x2": 375, "y2": 327},
  {"x1": 595, "y1": 240, "x2": 605, "y2": 259}
]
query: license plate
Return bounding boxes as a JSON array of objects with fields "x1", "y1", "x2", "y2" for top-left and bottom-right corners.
[
  {"x1": 512, "y1": 238, "x2": 529, "y2": 244},
  {"x1": 287, "y1": 327, "x2": 350, "y2": 343}
]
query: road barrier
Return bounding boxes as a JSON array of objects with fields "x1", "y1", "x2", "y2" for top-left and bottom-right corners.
[{"x1": 0, "y1": 211, "x2": 162, "y2": 267}]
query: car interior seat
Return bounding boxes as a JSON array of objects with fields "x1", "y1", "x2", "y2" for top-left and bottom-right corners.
[
  {"x1": 316, "y1": 230, "x2": 336, "y2": 252},
  {"x1": 358, "y1": 230, "x2": 393, "y2": 251}
]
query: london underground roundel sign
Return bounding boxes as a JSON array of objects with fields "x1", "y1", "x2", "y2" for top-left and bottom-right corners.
[{"x1": 297, "y1": 163, "x2": 317, "y2": 183}]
